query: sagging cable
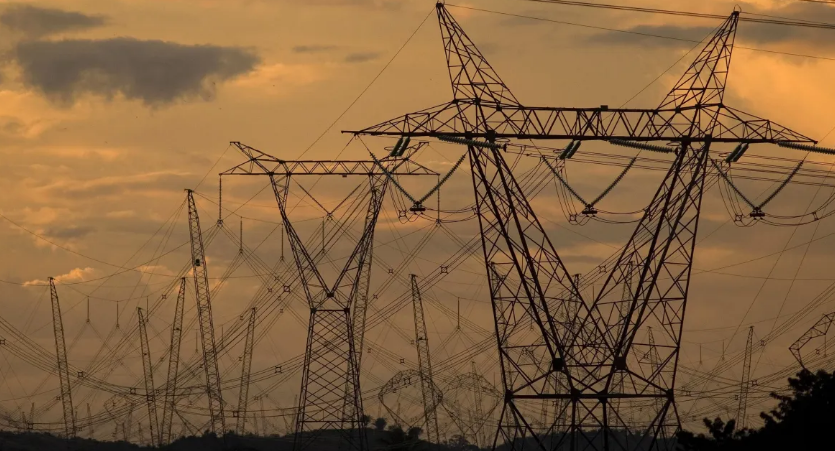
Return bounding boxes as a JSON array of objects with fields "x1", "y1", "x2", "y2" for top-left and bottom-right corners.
[
  {"x1": 609, "y1": 139, "x2": 676, "y2": 154},
  {"x1": 543, "y1": 156, "x2": 637, "y2": 215},
  {"x1": 438, "y1": 135, "x2": 506, "y2": 150},
  {"x1": 367, "y1": 150, "x2": 419, "y2": 205},
  {"x1": 411, "y1": 151, "x2": 469, "y2": 212},
  {"x1": 752, "y1": 161, "x2": 804, "y2": 217},
  {"x1": 777, "y1": 142, "x2": 835, "y2": 155},
  {"x1": 710, "y1": 159, "x2": 756, "y2": 210}
]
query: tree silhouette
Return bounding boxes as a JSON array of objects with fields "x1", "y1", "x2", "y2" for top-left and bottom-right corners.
[
  {"x1": 678, "y1": 368, "x2": 835, "y2": 450},
  {"x1": 374, "y1": 417, "x2": 387, "y2": 431}
]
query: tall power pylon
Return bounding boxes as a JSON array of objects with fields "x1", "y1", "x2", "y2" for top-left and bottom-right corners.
[
  {"x1": 49, "y1": 278, "x2": 76, "y2": 439},
  {"x1": 347, "y1": 4, "x2": 814, "y2": 450},
  {"x1": 187, "y1": 189, "x2": 226, "y2": 434},
  {"x1": 161, "y1": 278, "x2": 186, "y2": 445},
  {"x1": 222, "y1": 142, "x2": 437, "y2": 451},
  {"x1": 410, "y1": 274, "x2": 440, "y2": 444},
  {"x1": 737, "y1": 327, "x2": 754, "y2": 429},
  {"x1": 236, "y1": 308, "x2": 256, "y2": 435},
  {"x1": 137, "y1": 307, "x2": 160, "y2": 447}
]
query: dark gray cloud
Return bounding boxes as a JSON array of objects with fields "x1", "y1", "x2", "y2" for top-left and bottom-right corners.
[
  {"x1": 343, "y1": 52, "x2": 380, "y2": 63},
  {"x1": 12, "y1": 38, "x2": 260, "y2": 107},
  {"x1": 586, "y1": 25, "x2": 716, "y2": 49},
  {"x1": 42, "y1": 225, "x2": 96, "y2": 240},
  {"x1": 292, "y1": 44, "x2": 337, "y2": 53},
  {"x1": 0, "y1": 4, "x2": 106, "y2": 38}
]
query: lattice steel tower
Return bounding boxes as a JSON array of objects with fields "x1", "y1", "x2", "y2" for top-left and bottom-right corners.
[
  {"x1": 221, "y1": 143, "x2": 437, "y2": 451},
  {"x1": 187, "y1": 189, "x2": 226, "y2": 434},
  {"x1": 347, "y1": 4, "x2": 814, "y2": 450}
]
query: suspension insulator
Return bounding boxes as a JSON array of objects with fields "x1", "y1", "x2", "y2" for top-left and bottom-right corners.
[
  {"x1": 438, "y1": 135, "x2": 505, "y2": 150},
  {"x1": 396, "y1": 137, "x2": 411, "y2": 157},
  {"x1": 725, "y1": 143, "x2": 743, "y2": 163},
  {"x1": 390, "y1": 137, "x2": 405, "y2": 157},
  {"x1": 567, "y1": 140, "x2": 582, "y2": 158},
  {"x1": 609, "y1": 139, "x2": 675, "y2": 153},
  {"x1": 777, "y1": 141, "x2": 835, "y2": 155},
  {"x1": 731, "y1": 143, "x2": 749, "y2": 163},
  {"x1": 559, "y1": 140, "x2": 579, "y2": 159}
]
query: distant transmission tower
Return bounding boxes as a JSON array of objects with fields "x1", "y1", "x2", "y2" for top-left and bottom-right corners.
[
  {"x1": 138, "y1": 307, "x2": 160, "y2": 447},
  {"x1": 737, "y1": 326, "x2": 754, "y2": 429},
  {"x1": 411, "y1": 274, "x2": 440, "y2": 444},
  {"x1": 49, "y1": 278, "x2": 76, "y2": 439},
  {"x1": 236, "y1": 308, "x2": 257, "y2": 435},
  {"x1": 161, "y1": 278, "x2": 186, "y2": 445},
  {"x1": 186, "y1": 189, "x2": 226, "y2": 434},
  {"x1": 222, "y1": 143, "x2": 436, "y2": 451}
]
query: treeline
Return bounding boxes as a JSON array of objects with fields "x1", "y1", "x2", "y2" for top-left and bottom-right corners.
[
  {"x1": 3, "y1": 369, "x2": 831, "y2": 451},
  {"x1": 678, "y1": 368, "x2": 835, "y2": 450}
]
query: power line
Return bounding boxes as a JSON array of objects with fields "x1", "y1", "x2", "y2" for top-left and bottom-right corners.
[
  {"x1": 295, "y1": 5, "x2": 434, "y2": 159},
  {"x1": 518, "y1": 0, "x2": 835, "y2": 29},
  {"x1": 448, "y1": 4, "x2": 835, "y2": 62}
]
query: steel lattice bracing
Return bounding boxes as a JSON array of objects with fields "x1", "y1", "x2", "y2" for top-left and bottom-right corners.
[
  {"x1": 280, "y1": 174, "x2": 386, "y2": 451},
  {"x1": 737, "y1": 327, "x2": 754, "y2": 429},
  {"x1": 137, "y1": 307, "x2": 160, "y2": 447},
  {"x1": 222, "y1": 142, "x2": 436, "y2": 450},
  {"x1": 187, "y1": 189, "x2": 226, "y2": 434},
  {"x1": 346, "y1": 4, "x2": 814, "y2": 451},
  {"x1": 470, "y1": 144, "x2": 596, "y2": 450},
  {"x1": 410, "y1": 274, "x2": 441, "y2": 444},
  {"x1": 161, "y1": 278, "x2": 186, "y2": 445},
  {"x1": 49, "y1": 278, "x2": 76, "y2": 439},
  {"x1": 789, "y1": 312, "x2": 835, "y2": 367},
  {"x1": 352, "y1": 233, "x2": 374, "y2": 371},
  {"x1": 236, "y1": 308, "x2": 257, "y2": 435}
]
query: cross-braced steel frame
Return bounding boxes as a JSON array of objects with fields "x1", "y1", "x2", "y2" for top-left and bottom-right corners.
[
  {"x1": 222, "y1": 142, "x2": 437, "y2": 451},
  {"x1": 345, "y1": 4, "x2": 814, "y2": 450}
]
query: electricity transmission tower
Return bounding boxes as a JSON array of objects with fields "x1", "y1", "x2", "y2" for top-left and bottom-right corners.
[
  {"x1": 161, "y1": 278, "x2": 187, "y2": 445},
  {"x1": 49, "y1": 278, "x2": 76, "y2": 439},
  {"x1": 187, "y1": 189, "x2": 226, "y2": 434},
  {"x1": 347, "y1": 4, "x2": 814, "y2": 450},
  {"x1": 411, "y1": 274, "x2": 440, "y2": 444},
  {"x1": 236, "y1": 308, "x2": 256, "y2": 435},
  {"x1": 138, "y1": 307, "x2": 160, "y2": 447},
  {"x1": 221, "y1": 142, "x2": 436, "y2": 451},
  {"x1": 790, "y1": 311, "x2": 835, "y2": 367},
  {"x1": 737, "y1": 327, "x2": 754, "y2": 429}
]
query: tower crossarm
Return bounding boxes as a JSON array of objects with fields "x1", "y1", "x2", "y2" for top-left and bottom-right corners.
[
  {"x1": 222, "y1": 142, "x2": 439, "y2": 176},
  {"x1": 345, "y1": 101, "x2": 814, "y2": 144}
]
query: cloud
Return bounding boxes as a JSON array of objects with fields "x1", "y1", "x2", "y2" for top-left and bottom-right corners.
[
  {"x1": 343, "y1": 52, "x2": 380, "y2": 63},
  {"x1": 232, "y1": 62, "x2": 326, "y2": 96},
  {"x1": 585, "y1": 2, "x2": 835, "y2": 51},
  {"x1": 0, "y1": 4, "x2": 106, "y2": 39},
  {"x1": 11, "y1": 38, "x2": 260, "y2": 107},
  {"x1": 23, "y1": 266, "x2": 97, "y2": 286},
  {"x1": 42, "y1": 225, "x2": 96, "y2": 240},
  {"x1": 41, "y1": 171, "x2": 192, "y2": 198},
  {"x1": 292, "y1": 45, "x2": 337, "y2": 53}
]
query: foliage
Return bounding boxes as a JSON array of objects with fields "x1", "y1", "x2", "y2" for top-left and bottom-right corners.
[{"x1": 677, "y1": 369, "x2": 835, "y2": 451}]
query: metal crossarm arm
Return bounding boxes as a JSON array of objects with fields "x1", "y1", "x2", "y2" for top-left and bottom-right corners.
[
  {"x1": 345, "y1": 102, "x2": 814, "y2": 144},
  {"x1": 223, "y1": 142, "x2": 439, "y2": 176}
]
